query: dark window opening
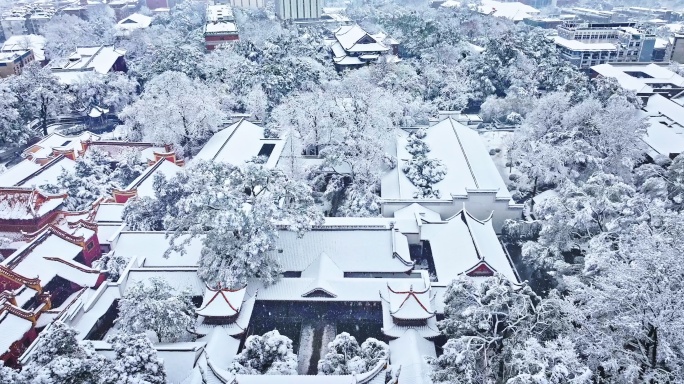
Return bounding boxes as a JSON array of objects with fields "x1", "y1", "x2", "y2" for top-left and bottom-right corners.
[{"x1": 257, "y1": 143, "x2": 276, "y2": 159}]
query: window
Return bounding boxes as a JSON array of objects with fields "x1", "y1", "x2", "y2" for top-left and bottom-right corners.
[{"x1": 257, "y1": 143, "x2": 276, "y2": 158}]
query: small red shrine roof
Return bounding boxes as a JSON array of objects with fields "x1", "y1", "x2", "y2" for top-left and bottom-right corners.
[
  {"x1": 387, "y1": 284, "x2": 435, "y2": 321},
  {"x1": 196, "y1": 285, "x2": 246, "y2": 318}
]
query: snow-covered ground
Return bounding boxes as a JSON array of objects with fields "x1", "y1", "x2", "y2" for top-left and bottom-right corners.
[{"x1": 297, "y1": 324, "x2": 315, "y2": 374}]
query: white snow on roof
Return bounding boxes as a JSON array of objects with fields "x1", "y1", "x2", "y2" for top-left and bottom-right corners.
[
  {"x1": 275, "y1": 229, "x2": 412, "y2": 273},
  {"x1": 2, "y1": 229, "x2": 101, "y2": 288},
  {"x1": 382, "y1": 119, "x2": 511, "y2": 201},
  {"x1": 0, "y1": 311, "x2": 33, "y2": 355},
  {"x1": 95, "y1": 203, "x2": 125, "y2": 223},
  {"x1": 334, "y1": 25, "x2": 374, "y2": 50},
  {"x1": 24, "y1": 131, "x2": 99, "y2": 161},
  {"x1": 0, "y1": 160, "x2": 41, "y2": 187},
  {"x1": 251, "y1": 274, "x2": 425, "y2": 302},
  {"x1": 116, "y1": 13, "x2": 152, "y2": 30},
  {"x1": 642, "y1": 94, "x2": 684, "y2": 157},
  {"x1": 479, "y1": 0, "x2": 539, "y2": 21},
  {"x1": 420, "y1": 209, "x2": 518, "y2": 284},
  {"x1": 0, "y1": 188, "x2": 64, "y2": 220},
  {"x1": 50, "y1": 46, "x2": 125, "y2": 84},
  {"x1": 193, "y1": 120, "x2": 285, "y2": 169},
  {"x1": 201, "y1": 328, "x2": 241, "y2": 370},
  {"x1": 13, "y1": 285, "x2": 38, "y2": 307},
  {"x1": 300, "y1": 252, "x2": 344, "y2": 297},
  {"x1": 126, "y1": 269, "x2": 204, "y2": 295},
  {"x1": 232, "y1": 376, "x2": 360, "y2": 383},
  {"x1": 97, "y1": 224, "x2": 124, "y2": 245},
  {"x1": 125, "y1": 160, "x2": 181, "y2": 198},
  {"x1": 591, "y1": 63, "x2": 684, "y2": 94},
  {"x1": 387, "y1": 286, "x2": 434, "y2": 320},
  {"x1": 196, "y1": 286, "x2": 246, "y2": 317},
  {"x1": 112, "y1": 232, "x2": 202, "y2": 267},
  {"x1": 1, "y1": 34, "x2": 46, "y2": 61},
  {"x1": 18, "y1": 157, "x2": 77, "y2": 189},
  {"x1": 553, "y1": 36, "x2": 617, "y2": 51},
  {"x1": 388, "y1": 329, "x2": 436, "y2": 384},
  {"x1": 205, "y1": 21, "x2": 238, "y2": 33}
]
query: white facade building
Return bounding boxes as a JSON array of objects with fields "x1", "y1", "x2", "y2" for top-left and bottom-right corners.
[{"x1": 275, "y1": 0, "x2": 322, "y2": 20}]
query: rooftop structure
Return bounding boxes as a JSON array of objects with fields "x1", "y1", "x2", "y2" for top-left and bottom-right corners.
[
  {"x1": 326, "y1": 25, "x2": 399, "y2": 70},
  {"x1": 553, "y1": 22, "x2": 657, "y2": 69},
  {"x1": 50, "y1": 45, "x2": 127, "y2": 85},
  {"x1": 16, "y1": 202, "x2": 522, "y2": 382},
  {"x1": 204, "y1": 4, "x2": 239, "y2": 50},
  {"x1": 116, "y1": 13, "x2": 152, "y2": 34},
  {"x1": 1, "y1": 34, "x2": 46, "y2": 62},
  {"x1": 478, "y1": 0, "x2": 540, "y2": 22},
  {"x1": 193, "y1": 119, "x2": 285, "y2": 168},
  {"x1": 0, "y1": 188, "x2": 66, "y2": 233},
  {"x1": 381, "y1": 118, "x2": 523, "y2": 231},
  {"x1": 591, "y1": 62, "x2": 684, "y2": 158},
  {"x1": 590, "y1": 62, "x2": 684, "y2": 98},
  {"x1": 112, "y1": 158, "x2": 182, "y2": 203},
  {"x1": 0, "y1": 50, "x2": 34, "y2": 78}
]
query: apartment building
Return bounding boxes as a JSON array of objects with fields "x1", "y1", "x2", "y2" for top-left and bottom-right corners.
[
  {"x1": 0, "y1": 50, "x2": 34, "y2": 78},
  {"x1": 275, "y1": 0, "x2": 322, "y2": 20},
  {"x1": 553, "y1": 22, "x2": 656, "y2": 69}
]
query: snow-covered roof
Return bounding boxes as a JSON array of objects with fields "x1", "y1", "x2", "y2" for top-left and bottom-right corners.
[
  {"x1": 330, "y1": 25, "x2": 391, "y2": 65},
  {"x1": 116, "y1": 13, "x2": 152, "y2": 30},
  {"x1": 478, "y1": 0, "x2": 539, "y2": 21},
  {"x1": 126, "y1": 268, "x2": 204, "y2": 295},
  {"x1": 0, "y1": 187, "x2": 64, "y2": 220},
  {"x1": 386, "y1": 285, "x2": 434, "y2": 320},
  {"x1": 250, "y1": 269, "x2": 428, "y2": 303},
  {"x1": 388, "y1": 329, "x2": 436, "y2": 384},
  {"x1": 553, "y1": 36, "x2": 617, "y2": 51},
  {"x1": 1, "y1": 227, "x2": 101, "y2": 288},
  {"x1": 0, "y1": 160, "x2": 42, "y2": 187},
  {"x1": 94, "y1": 203, "x2": 125, "y2": 223},
  {"x1": 50, "y1": 45, "x2": 126, "y2": 84},
  {"x1": 231, "y1": 376, "x2": 363, "y2": 383},
  {"x1": 196, "y1": 286, "x2": 246, "y2": 317},
  {"x1": 0, "y1": 310, "x2": 33, "y2": 356},
  {"x1": 420, "y1": 208, "x2": 519, "y2": 284},
  {"x1": 382, "y1": 119, "x2": 512, "y2": 201},
  {"x1": 124, "y1": 159, "x2": 182, "y2": 198},
  {"x1": 300, "y1": 252, "x2": 344, "y2": 297},
  {"x1": 274, "y1": 229, "x2": 412, "y2": 273},
  {"x1": 591, "y1": 63, "x2": 684, "y2": 94},
  {"x1": 112, "y1": 232, "x2": 202, "y2": 267},
  {"x1": 23, "y1": 131, "x2": 100, "y2": 161},
  {"x1": 1, "y1": 34, "x2": 46, "y2": 61},
  {"x1": 193, "y1": 120, "x2": 285, "y2": 169},
  {"x1": 642, "y1": 94, "x2": 684, "y2": 157},
  {"x1": 334, "y1": 25, "x2": 376, "y2": 50},
  {"x1": 17, "y1": 156, "x2": 77, "y2": 189},
  {"x1": 205, "y1": 21, "x2": 238, "y2": 34}
]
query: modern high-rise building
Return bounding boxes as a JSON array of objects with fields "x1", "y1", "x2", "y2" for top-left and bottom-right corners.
[{"x1": 275, "y1": 0, "x2": 322, "y2": 20}]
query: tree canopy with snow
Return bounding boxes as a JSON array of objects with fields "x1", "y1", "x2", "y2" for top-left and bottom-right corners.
[
  {"x1": 20, "y1": 321, "x2": 112, "y2": 384},
  {"x1": 318, "y1": 333, "x2": 389, "y2": 376},
  {"x1": 165, "y1": 161, "x2": 323, "y2": 289},
  {"x1": 228, "y1": 330, "x2": 298, "y2": 375},
  {"x1": 119, "y1": 71, "x2": 225, "y2": 156},
  {"x1": 117, "y1": 277, "x2": 195, "y2": 343},
  {"x1": 106, "y1": 333, "x2": 167, "y2": 384}
]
